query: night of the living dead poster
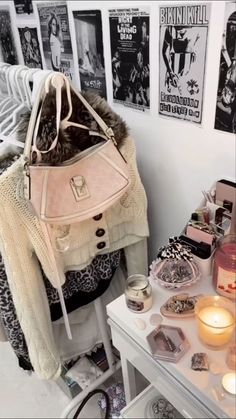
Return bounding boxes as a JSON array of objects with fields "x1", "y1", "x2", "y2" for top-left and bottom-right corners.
[
  {"x1": 159, "y1": 3, "x2": 211, "y2": 124},
  {"x1": 214, "y1": 2, "x2": 236, "y2": 135},
  {"x1": 109, "y1": 7, "x2": 150, "y2": 112}
]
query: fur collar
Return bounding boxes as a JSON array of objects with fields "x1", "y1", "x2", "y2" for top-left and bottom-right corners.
[{"x1": 34, "y1": 88, "x2": 128, "y2": 165}]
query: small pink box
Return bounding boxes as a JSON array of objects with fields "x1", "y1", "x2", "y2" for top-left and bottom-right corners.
[{"x1": 186, "y1": 225, "x2": 214, "y2": 246}]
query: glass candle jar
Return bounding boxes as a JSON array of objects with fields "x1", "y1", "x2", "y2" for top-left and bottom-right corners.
[
  {"x1": 213, "y1": 234, "x2": 236, "y2": 300},
  {"x1": 125, "y1": 274, "x2": 152, "y2": 313},
  {"x1": 195, "y1": 296, "x2": 235, "y2": 348}
]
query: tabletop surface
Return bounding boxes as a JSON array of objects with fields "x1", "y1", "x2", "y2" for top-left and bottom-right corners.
[{"x1": 107, "y1": 276, "x2": 236, "y2": 419}]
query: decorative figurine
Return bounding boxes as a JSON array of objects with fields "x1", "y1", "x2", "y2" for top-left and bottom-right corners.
[{"x1": 191, "y1": 353, "x2": 209, "y2": 371}]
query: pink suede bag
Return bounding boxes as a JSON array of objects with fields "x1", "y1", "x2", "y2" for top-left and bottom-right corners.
[{"x1": 24, "y1": 73, "x2": 131, "y2": 224}]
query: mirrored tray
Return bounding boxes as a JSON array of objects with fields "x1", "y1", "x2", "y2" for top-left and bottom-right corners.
[{"x1": 149, "y1": 259, "x2": 201, "y2": 289}]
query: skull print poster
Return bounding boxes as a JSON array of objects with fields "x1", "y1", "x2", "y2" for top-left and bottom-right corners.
[
  {"x1": 214, "y1": 2, "x2": 236, "y2": 135},
  {"x1": 159, "y1": 3, "x2": 211, "y2": 124},
  {"x1": 109, "y1": 7, "x2": 150, "y2": 112}
]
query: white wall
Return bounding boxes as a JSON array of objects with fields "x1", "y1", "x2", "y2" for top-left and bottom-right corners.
[{"x1": 5, "y1": 0, "x2": 236, "y2": 261}]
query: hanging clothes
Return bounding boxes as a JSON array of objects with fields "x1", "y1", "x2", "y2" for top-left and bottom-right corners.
[
  {"x1": 0, "y1": 248, "x2": 121, "y2": 370},
  {"x1": 0, "y1": 91, "x2": 149, "y2": 379}
]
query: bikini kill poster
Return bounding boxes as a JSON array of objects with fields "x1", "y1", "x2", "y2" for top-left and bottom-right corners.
[
  {"x1": 159, "y1": 3, "x2": 211, "y2": 124},
  {"x1": 109, "y1": 7, "x2": 150, "y2": 112}
]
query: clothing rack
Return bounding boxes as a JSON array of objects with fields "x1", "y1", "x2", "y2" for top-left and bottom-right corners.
[
  {"x1": 61, "y1": 298, "x2": 121, "y2": 419},
  {"x1": 0, "y1": 63, "x2": 120, "y2": 418}
]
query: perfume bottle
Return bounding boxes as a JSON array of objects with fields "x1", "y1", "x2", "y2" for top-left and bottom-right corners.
[{"x1": 213, "y1": 234, "x2": 236, "y2": 300}]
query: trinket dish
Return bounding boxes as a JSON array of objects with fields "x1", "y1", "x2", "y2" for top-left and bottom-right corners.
[
  {"x1": 145, "y1": 396, "x2": 183, "y2": 419},
  {"x1": 160, "y1": 293, "x2": 203, "y2": 318},
  {"x1": 146, "y1": 324, "x2": 190, "y2": 363},
  {"x1": 149, "y1": 259, "x2": 201, "y2": 290}
]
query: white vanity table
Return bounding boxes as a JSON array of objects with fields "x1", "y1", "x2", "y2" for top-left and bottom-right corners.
[{"x1": 106, "y1": 279, "x2": 236, "y2": 419}]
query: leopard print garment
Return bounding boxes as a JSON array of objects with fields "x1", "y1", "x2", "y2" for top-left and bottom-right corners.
[
  {"x1": 0, "y1": 252, "x2": 31, "y2": 364},
  {"x1": 0, "y1": 249, "x2": 121, "y2": 368}
]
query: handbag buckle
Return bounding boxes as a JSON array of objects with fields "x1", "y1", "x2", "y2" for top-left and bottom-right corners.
[
  {"x1": 106, "y1": 127, "x2": 117, "y2": 146},
  {"x1": 23, "y1": 159, "x2": 31, "y2": 200},
  {"x1": 70, "y1": 176, "x2": 90, "y2": 201}
]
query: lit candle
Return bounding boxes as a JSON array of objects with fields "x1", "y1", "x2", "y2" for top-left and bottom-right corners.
[
  {"x1": 196, "y1": 306, "x2": 235, "y2": 347},
  {"x1": 222, "y1": 373, "x2": 236, "y2": 395}
]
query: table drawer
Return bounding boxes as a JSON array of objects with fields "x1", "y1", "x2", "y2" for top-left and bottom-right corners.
[
  {"x1": 121, "y1": 383, "x2": 183, "y2": 418},
  {"x1": 109, "y1": 320, "x2": 216, "y2": 419}
]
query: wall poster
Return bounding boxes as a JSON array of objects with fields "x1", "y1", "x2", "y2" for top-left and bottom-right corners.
[
  {"x1": 0, "y1": 7, "x2": 18, "y2": 65},
  {"x1": 14, "y1": 0, "x2": 33, "y2": 15},
  {"x1": 73, "y1": 10, "x2": 107, "y2": 98},
  {"x1": 109, "y1": 7, "x2": 150, "y2": 112},
  {"x1": 214, "y1": 2, "x2": 236, "y2": 134},
  {"x1": 159, "y1": 3, "x2": 211, "y2": 124},
  {"x1": 37, "y1": 2, "x2": 74, "y2": 80},
  {"x1": 18, "y1": 27, "x2": 43, "y2": 68}
]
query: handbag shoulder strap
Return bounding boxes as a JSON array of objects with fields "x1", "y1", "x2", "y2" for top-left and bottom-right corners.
[
  {"x1": 60, "y1": 74, "x2": 117, "y2": 144},
  {"x1": 24, "y1": 75, "x2": 49, "y2": 160},
  {"x1": 30, "y1": 74, "x2": 63, "y2": 162},
  {"x1": 24, "y1": 73, "x2": 117, "y2": 162}
]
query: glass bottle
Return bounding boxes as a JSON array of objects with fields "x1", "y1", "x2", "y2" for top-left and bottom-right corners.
[{"x1": 213, "y1": 234, "x2": 236, "y2": 300}]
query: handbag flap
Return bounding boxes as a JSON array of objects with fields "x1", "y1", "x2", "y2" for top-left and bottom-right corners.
[{"x1": 29, "y1": 141, "x2": 130, "y2": 224}]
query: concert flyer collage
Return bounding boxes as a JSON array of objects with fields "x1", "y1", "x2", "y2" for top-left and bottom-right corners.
[{"x1": 0, "y1": 1, "x2": 235, "y2": 132}]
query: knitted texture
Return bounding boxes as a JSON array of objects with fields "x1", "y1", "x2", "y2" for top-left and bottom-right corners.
[
  {"x1": 0, "y1": 206, "x2": 61, "y2": 379},
  {"x1": 55, "y1": 136, "x2": 149, "y2": 269},
  {"x1": 0, "y1": 136, "x2": 148, "y2": 379}
]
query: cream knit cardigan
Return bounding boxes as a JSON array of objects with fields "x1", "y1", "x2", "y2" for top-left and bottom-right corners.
[{"x1": 0, "y1": 136, "x2": 149, "y2": 379}]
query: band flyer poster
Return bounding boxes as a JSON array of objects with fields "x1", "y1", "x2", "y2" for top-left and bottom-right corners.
[
  {"x1": 0, "y1": 7, "x2": 18, "y2": 65},
  {"x1": 159, "y1": 3, "x2": 211, "y2": 124},
  {"x1": 109, "y1": 7, "x2": 150, "y2": 112},
  {"x1": 18, "y1": 27, "x2": 43, "y2": 68},
  {"x1": 214, "y1": 2, "x2": 236, "y2": 134},
  {"x1": 14, "y1": 0, "x2": 34, "y2": 15},
  {"x1": 73, "y1": 10, "x2": 107, "y2": 98},
  {"x1": 37, "y1": 2, "x2": 74, "y2": 80}
]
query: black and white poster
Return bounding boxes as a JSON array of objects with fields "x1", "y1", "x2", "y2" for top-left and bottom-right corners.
[
  {"x1": 14, "y1": 0, "x2": 33, "y2": 15},
  {"x1": 37, "y1": 2, "x2": 74, "y2": 80},
  {"x1": 73, "y1": 10, "x2": 107, "y2": 98},
  {"x1": 159, "y1": 3, "x2": 211, "y2": 124},
  {"x1": 109, "y1": 7, "x2": 150, "y2": 112},
  {"x1": 18, "y1": 27, "x2": 43, "y2": 68},
  {"x1": 0, "y1": 7, "x2": 18, "y2": 65},
  {"x1": 215, "y1": 2, "x2": 236, "y2": 134}
]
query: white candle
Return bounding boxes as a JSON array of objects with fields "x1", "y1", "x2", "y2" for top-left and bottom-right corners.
[
  {"x1": 222, "y1": 373, "x2": 236, "y2": 395},
  {"x1": 197, "y1": 306, "x2": 235, "y2": 347}
]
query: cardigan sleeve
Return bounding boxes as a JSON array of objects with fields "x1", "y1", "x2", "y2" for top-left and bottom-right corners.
[
  {"x1": 0, "y1": 202, "x2": 61, "y2": 379},
  {"x1": 124, "y1": 238, "x2": 148, "y2": 277}
]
